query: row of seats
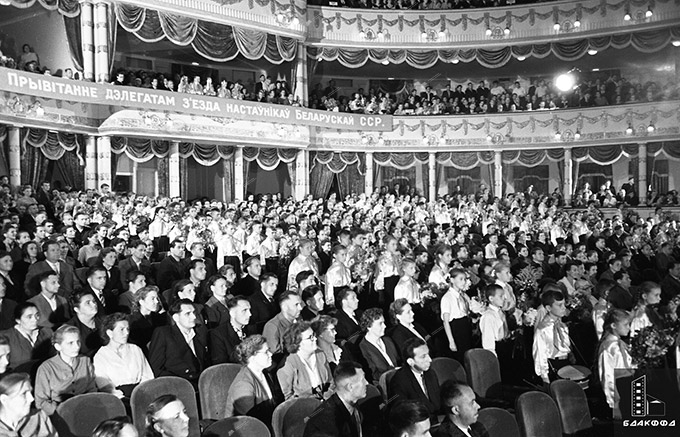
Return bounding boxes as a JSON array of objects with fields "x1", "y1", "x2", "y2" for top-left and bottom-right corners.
[{"x1": 48, "y1": 348, "x2": 599, "y2": 437}]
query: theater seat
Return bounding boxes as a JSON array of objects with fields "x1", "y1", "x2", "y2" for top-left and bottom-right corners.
[
  {"x1": 130, "y1": 376, "x2": 200, "y2": 437},
  {"x1": 54, "y1": 393, "x2": 126, "y2": 437},
  {"x1": 431, "y1": 357, "x2": 467, "y2": 385},
  {"x1": 477, "y1": 407, "x2": 520, "y2": 437},
  {"x1": 199, "y1": 363, "x2": 242, "y2": 420},
  {"x1": 549, "y1": 380, "x2": 593, "y2": 435},
  {"x1": 378, "y1": 368, "x2": 398, "y2": 402},
  {"x1": 202, "y1": 416, "x2": 270, "y2": 437},
  {"x1": 515, "y1": 391, "x2": 562, "y2": 437},
  {"x1": 272, "y1": 397, "x2": 322, "y2": 437}
]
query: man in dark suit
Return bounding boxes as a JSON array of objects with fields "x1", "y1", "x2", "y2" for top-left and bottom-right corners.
[
  {"x1": 81, "y1": 265, "x2": 117, "y2": 316},
  {"x1": 156, "y1": 239, "x2": 186, "y2": 292},
  {"x1": 660, "y1": 261, "x2": 680, "y2": 304},
  {"x1": 118, "y1": 239, "x2": 152, "y2": 290},
  {"x1": 435, "y1": 382, "x2": 489, "y2": 437},
  {"x1": 27, "y1": 271, "x2": 71, "y2": 329},
  {"x1": 35, "y1": 181, "x2": 55, "y2": 220},
  {"x1": 148, "y1": 298, "x2": 209, "y2": 387},
  {"x1": 388, "y1": 338, "x2": 440, "y2": 421},
  {"x1": 303, "y1": 361, "x2": 367, "y2": 437},
  {"x1": 247, "y1": 273, "x2": 278, "y2": 334},
  {"x1": 210, "y1": 295, "x2": 254, "y2": 364},
  {"x1": 232, "y1": 256, "x2": 261, "y2": 297},
  {"x1": 334, "y1": 288, "x2": 362, "y2": 346},
  {"x1": 301, "y1": 285, "x2": 325, "y2": 321},
  {"x1": 0, "y1": 295, "x2": 17, "y2": 330},
  {"x1": 608, "y1": 271, "x2": 634, "y2": 312},
  {"x1": 24, "y1": 240, "x2": 77, "y2": 299},
  {"x1": 182, "y1": 242, "x2": 216, "y2": 279}
]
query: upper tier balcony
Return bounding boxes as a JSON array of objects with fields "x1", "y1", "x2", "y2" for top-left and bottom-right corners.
[{"x1": 307, "y1": 0, "x2": 680, "y2": 50}]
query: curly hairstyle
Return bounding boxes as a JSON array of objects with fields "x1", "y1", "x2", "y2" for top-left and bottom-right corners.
[
  {"x1": 235, "y1": 334, "x2": 268, "y2": 365},
  {"x1": 282, "y1": 321, "x2": 313, "y2": 354},
  {"x1": 360, "y1": 308, "x2": 384, "y2": 332}
]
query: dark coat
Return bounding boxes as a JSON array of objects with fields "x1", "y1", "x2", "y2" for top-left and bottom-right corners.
[
  {"x1": 359, "y1": 336, "x2": 400, "y2": 383},
  {"x1": 233, "y1": 274, "x2": 260, "y2": 297},
  {"x1": 118, "y1": 256, "x2": 153, "y2": 290},
  {"x1": 148, "y1": 323, "x2": 209, "y2": 384},
  {"x1": 156, "y1": 256, "x2": 185, "y2": 292},
  {"x1": 389, "y1": 323, "x2": 429, "y2": 359},
  {"x1": 303, "y1": 393, "x2": 361, "y2": 437},
  {"x1": 387, "y1": 366, "x2": 441, "y2": 418},
  {"x1": 24, "y1": 260, "x2": 77, "y2": 299},
  {"x1": 247, "y1": 290, "x2": 278, "y2": 334}
]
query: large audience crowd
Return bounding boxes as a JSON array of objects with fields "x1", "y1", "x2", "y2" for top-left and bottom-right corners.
[{"x1": 0, "y1": 175, "x2": 679, "y2": 436}]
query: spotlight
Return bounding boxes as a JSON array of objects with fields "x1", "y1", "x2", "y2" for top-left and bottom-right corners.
[
  {"x1": 624, "y1": 12, "x2": 631, "y2": 21},
  {"x1": 504, "y1": 27, "x2": 511, "y2": 35},
  {"x1": 673, "y1": 41, "x2": 680, "y2": 47},
  {"x1": 646, "y1": 8, "x2": 653, "y2": 18},
  {"x1": 647, "y1": 124, "x2": 655, "y2": 133},
  {"x1": 588, "y1": 49, "x2": 598, "y2": 55},
  {"x1": 574, "y1": 20, "x2": 581, "y2": 28},
  {"x1": 574, "y1": 131, "x2": 581, "y2": 140},
  {"x1": 485, "y1": 28, "x2": 492, "y2": 36},
  {"x1": 452, "y1": 59, "x2": 460, "y2": 64},
  {"x1": 626, "y1": 126, "x2": 633, "y2": 135},
  {"x1": 517, "y1": 56, "x2": 526, "y2": 61},
  {"x1": 381, "y1": 59, "x2": 389, "y2": 65},
  {"x1": 553, "y1": 23, "x2": 560, "y2": 31},
  {"x1": 555, "y1": 71, "x2": 577, "y2": 92}
]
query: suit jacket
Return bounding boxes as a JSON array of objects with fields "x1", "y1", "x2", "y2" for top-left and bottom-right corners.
[
  {"x1": 1, "y1": 271, "x2": 26, "y2": 302},
  {"x1": 247, "y1": 290, "x2": 278, "y2": 334},
  {"x1": 225, "y1": 366, "x2": 276, "y2": 423},
  {"x1": 118, "y1": 256, "x2": 153, "y2": 290},
  {"x1": 390, "y1": 323, "x2": 429, "y2": 359},
  {"x1": 27, "y1": 293, "x2": 71, "y2": 330},
  {"x1": 156, "y1": 256, "x2": 184, "y2": 292},
  {"x1": 0, "y1": 298, "x2": 17, "y2": 330},
  {"x1": 103, "y1": 266, "x2": 123, "y2": 296},
  {"x1": 303, "y1": 392, "x2": 361, "y2": 437},
  {"x1": 204, "y1": 296, "x2": 230, "y2": 328},
  {"x1": 660, "y1": 274, "x2": 680, "y2": 304},
  {"x1": 334, "y1": 309, "x2": 362, "y2": 344},
  {"x1": 148, "y1": 323, "x2": 209, "y2": 384},
  {"x1": 82, "y1": 284, "x2": 117, "y2": 316},
  {"x1": 434, "y1": 417, "x2": 489, "y2": 437},
  {"x1": 24, "y1": 260, "x2": 77, "y2": 299},
  {"x1": 388, "y1": 366, "x2": 441, "y2": 418},
  {"x1": 359, "y1": 336, "x2": 400, "y2": 383},
  {"x1": 233, "y1": 274, "x2": 260, "y2": 297},
  {"x1": 210, "y1": 321, "x2": 254, "y2": 364},
  {"x1": 608, "y1": 285, "x2": 634, "y2": 311},
  {"x1": 277, "y1": 351, "x2": 334, "y2": 400}
]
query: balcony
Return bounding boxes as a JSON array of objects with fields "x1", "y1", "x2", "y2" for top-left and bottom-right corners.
[{"x1": 307, "y1": 0, "x2": 680, "y2": 50}]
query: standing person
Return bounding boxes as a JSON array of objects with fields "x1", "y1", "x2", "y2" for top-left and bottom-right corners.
[
  {"x1": 34, "y1": 325, "x2": 98, "y2": 415},
  {"x1": 303, "y1": 361, "x2": 368, "y2": 437},
  {"x1": 597, "y1": 309, "x2": 636, "y2": 419},
  {"x1": 0, "y1": 373, "x2": 58, "y2": 436},
  {"x1": 325, "y1": 245, "x2": 353, "y2": 307},
  {"x1": 533, "y1": 290, "x2": 573, "y2": 385},
  {"x1": 287, "y1": 239, "x2": 319, "y2": 292},
  {"x1": 441, "y1": 269, "x2": 473, "y2": 363}
]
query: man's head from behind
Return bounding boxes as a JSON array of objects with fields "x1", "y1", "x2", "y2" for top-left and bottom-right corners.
[{"x1": 390, "y1": 400, "x2": 431, "y2": 437}]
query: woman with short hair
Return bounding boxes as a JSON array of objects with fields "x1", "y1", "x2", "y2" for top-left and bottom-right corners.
[
  {"x1": 1, "y1": 302, "x2": 53, "y2": 372},
  {"x1": 359, "y1": 308, "x2": 400, "y2": 383},
  {"x1": 0, "y1": 373, "x2": 57, "y2": 436},
  {"x1": 144, "y1": 394, "x2": 189, "y2": 437}
]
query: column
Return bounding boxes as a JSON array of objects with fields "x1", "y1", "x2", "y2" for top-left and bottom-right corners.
[
  {"x1": 96, "y1": 136, "x2": 111, "y2": 189},
  {"x1": 93, "y1": 0, "x2": 110, "y2": 83},
  {"x1": 493, "y1": 150, "x2": 503, "y2": 198},
  {"x1": 365, "y1": 151, "x2": 373, "y2": 196},
  {"x1": 84, "y1": 135, "x2": 97, "y2": 189},
  {"x1": 428, "y1": 152, "x2": 436, "y2": 203},
  {"x1": 234, "y1": 147, "x2": 244, "y2": 201},
  {"x1": 80, "y1": 0, "x2": 95, "y2": 81},
  {"x1": 8, "y1": 127, "x2": 21, "y2": 188},
  {"x1": 294, "y1": 42, "x2": 308, "y2": 106},
  {"x1": 168, "y1": 141, "x2": 180, "y2": 198},
  {"x1": 294, "y1": 149, "x2": 307, "y2": 201},
  {"x1": 563, "y1": 148, "x2": 573, "y2": 207},
  {"x1": 638, "y1": 143, "x2": 647, "y2": 202}
]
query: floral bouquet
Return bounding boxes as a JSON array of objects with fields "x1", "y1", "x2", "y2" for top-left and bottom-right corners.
[
  {"x1": 419, "y1": 282, "x2": 448, "y2": 317},
  {"x1": 351, "y1": 247, "x2": 377, "y2": 284},
  {"x1": 514, "y1": 265, "x2": 541, "y2": 295},
  {"x1": 630, "y1": 325, "x2": 678, "y2": 369},
  {"x1": 565, "y1": 292, "x2": 593, "y2": 324},
  {"x1": 521, "y1": 308, "x2": 539, "y2": 327}
]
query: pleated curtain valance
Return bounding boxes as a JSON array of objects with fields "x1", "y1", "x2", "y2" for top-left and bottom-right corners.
[
  {"x1": 179, "y1": 143, "x2": 235, "y2": 166},
  {"x1": 3, "y1": 0, "x2": 80, "y2": 17},
  {"x1": 308, "y1": 26, "x2": 680, "y2": 69},
  {"x1": 243, "y1": 147, "x2": 297, "y2": 170},
  {"x1": 373, "y1": 152, "x2": 429, "y2": 170},
  {"x1": 111, "y1": 137, "x2": 170, "y2": 163},
  {"x1": 115, "y1": 4, "x2": 298, "y2": 63},
  {"x1": 23, "y1": 128, "x2": 80, "y2": 161},
  {"x1": 313, "y1": 151, "x2": 363, "y2": 174}
]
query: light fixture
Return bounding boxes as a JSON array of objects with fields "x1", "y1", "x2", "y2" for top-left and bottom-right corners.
[
  {"x1": 361, "y1": 136, "x2": 369, "y2": 144},
  {"x1": 276, "y1": 12, "x2": 285, "y2": 22},
  {"x1": 504, "y1": 27, "x2": 511, "y2": 36},
  {"x1": 486, "y1": 134, "x2": 492, "y2": 142},
  {"x1": 517, "y1": 56, "x2": 526, "y2": 61},
  {"x1": 485, "y1": 28, "x2": 492, "y2": 36},
  {"x1": 574, "y1": 20, "x2": 581, "y2": 28},
  {"x1": 381, "y1": 59, "x2": 389, "y2": 65},
  {"x1": 555, "y1": 131, "x2": 562, "y2": 140},
  {"x1": 553, "y1": 22, "x2": 560, "y2": 31},
  {"x1": 452, "y1": 59, "x2": 460, "y2": 64},
  {"x1": 555, "y1": 71, "x2": 577, "y2": 92},
  {"x1": 646, "y1": 8, "x2": 653, "y2": 18},
  {"x1": 359, "y1": 30, "x2": 366, "y2": 38},
  {"x1": 191, "y1": 62, "x2": 199, "y2": 66},
  {"x1": 574, "y1": 131, "x2": 581, "y2": 140},
  {"x1": 292, "y1": 16, "x2": 299, "y2": 25},
  {"x1": 377, "y1": 30, "x2": 384, "y2": 39},
  {"x1": 673, "y1": 41, "x2": 680, "y2": 47},
  {"x1": 378, "y1": 137, "x2": 384, "y2": 146},
  {"x1": 626, "y1": 125, "x2": 633, "y2": 135},
  {"x1": 588, "y1": 49, "x2": 598, "y2": 55},
  {"x1": 422, "y1": 137, "x2": 429, "y2": 145},
  {"x1": 624, "y1": 12, "x2": 631, "y2": 21},
  {"x1": 421, "y1": 31, "x2": 428, "y2": 38},
  {"x1": 439, "y1": 136, "x2": 446, "y2": 145},
  {"x1": 438, "y1": 30, "x2": 446, "y2": 38},
  {"x1": 647, "y1": 124, "x2": 655, "y2": 133}
]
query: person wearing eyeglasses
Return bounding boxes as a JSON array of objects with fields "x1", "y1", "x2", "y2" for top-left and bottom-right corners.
[
  {"x1": 224, "y1": 335, "x2": 278, "y2": 427},
  {"x1": 278, "y1": 321, "x2": 334, "y2": 401}
]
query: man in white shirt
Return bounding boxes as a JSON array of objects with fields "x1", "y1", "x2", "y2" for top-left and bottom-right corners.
[{"x1": 27, "y1": 271, "x2": 70, "y2": 329}]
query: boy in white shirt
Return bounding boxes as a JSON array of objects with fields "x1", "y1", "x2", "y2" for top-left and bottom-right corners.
[{"x1": 533, "y1": 290, "x2": 573, "y2": 384}]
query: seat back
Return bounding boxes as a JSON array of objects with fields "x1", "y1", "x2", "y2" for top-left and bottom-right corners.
[
  {"x1": 272, "y1": 397, "x2": 322, "y2": 437},
  {"x1": 550, "y1": 380, "x2": 593, "y2": 435},
  {"x1": 477, "y1": 407, "x2": 520, "y2": 437},
  {"x1": 515, "y1": 391, "x2": 562, "y2": 437},
  {"x1": 202, "y1": 416, "x2": 270, "y2": 437},
  {"x1": 378, "y1": 368, "x2": 398, "y2": 402},
  {"x1": 431, "y1": 357, "x2": 467, "y2": 384},
  {"x1": 358, "y1": 384, "x2": 384, "y2": 436},
  {"x1": 130, "y1": 376, "x2": 200, "y2": 437},
  {"x1": 199, "y1": 363, "x2": 242, "y2": 420},
  {"x1": 54, "y1": 393, "x2": 126, "y2": 437},
  {"x1": 464, "y1": 348, "x2": 502, "y2": 399}
]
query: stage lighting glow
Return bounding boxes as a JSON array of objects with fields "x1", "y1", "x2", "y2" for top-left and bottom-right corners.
[
  {"x1": 672, "y1": 41, "x2": 680, "y2": 47},
  {"x1": 555, "y1": 73, "x2": 576, "y2": 92}
]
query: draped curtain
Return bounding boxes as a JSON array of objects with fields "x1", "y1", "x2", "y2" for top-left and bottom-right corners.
[
  {"x1": 310, "y1": 152, "x2": 364, "y2": 199},
  {"x1": 115, "y1": 4, "x2": 298, "y2": 64},
  {"x1": 0, "y1": 126, "x2": 8, "y2": 177},
  {"x1": 63, "y1": 16, "x2": 83, "y2": 73},
  {"x1": 4, "y1": 0, "x2": 80, "y2": 16},
  {"x1": 308, "y1": 26, "x2": 680, "y2": 69},
  {"x1": 55, "y1": 150, "x2": 84, "y2": 190},
  {"x1": 111, "y1": 137, "x2": 170, "y2": 162},
  {"x1": 21, "y1": 128, "x2": 83, "y2": 188},
  {"x1": 243, "y1": 147, "x2": 297, "y2": 170}
]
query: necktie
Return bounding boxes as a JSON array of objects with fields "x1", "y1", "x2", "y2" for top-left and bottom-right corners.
[
  {"x1": 467, "y1": 426, "x2": 475, "y2": 437},
  {"x1": 418, "y1": 372, "x2": 428, "y2": 397},
  {"x1": 553, "y1": 318, "x2": 567, "y2": 349},
  {"x1": 352, "y1": 408, "x2": 362, "y2": 437}
]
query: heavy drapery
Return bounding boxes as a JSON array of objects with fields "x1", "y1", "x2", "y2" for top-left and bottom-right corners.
[
  {"x1": 308, "y1": 26, "x2": 680, "y2": 69},
  {"x1": 179, "y1": 143, "x2": 235, "y2": 166},
  {"x1": 243, "y1": 147, "x2": 297, "y2": 170},
  {"x1": 311, "y1": 152, "x2": 365, "y2": 199},
  {"x1": 115, "y1": 4, "x2": 298, "y2": 63},
  {"x1": 23, "y1": 128, "x2": 80, "y2": 161},
  {"x1": 111, "y1": 137, "x2": 169, "y2": 162},
  {"x1": 4, "y1": 0, "x2": 79, "y2": 17}
]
